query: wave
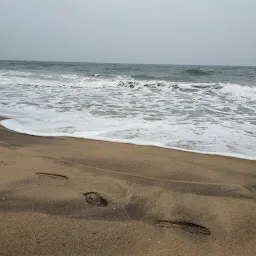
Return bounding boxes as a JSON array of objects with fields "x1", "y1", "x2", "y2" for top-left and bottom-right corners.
[
  {"x1": 131, "y1": 74, "x2": 165, "y2": 80},
  {"x1": 117, "y1": 80, "x2": 221, "y2": 90},
  {"x1": 117, "y1": 80, "x2": 256, "y2": 100},
  {"x1": 1, "y1": 71, "x2": 256, "y2": 101},
  {"x1": 87, "y1": 71, "x2": 214, "y2": 81},
  {"x1": 184, "y1": 68, "x2": 215, "y2": 76},
  {"x1": 1, "y1": 69, "x2": 256, "y2": 160}
]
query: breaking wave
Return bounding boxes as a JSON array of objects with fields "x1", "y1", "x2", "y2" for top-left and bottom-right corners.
[{"x1": 1, "y1": 70, "x2": 256, "y2": 102}]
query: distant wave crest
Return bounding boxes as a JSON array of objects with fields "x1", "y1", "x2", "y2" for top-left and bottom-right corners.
[{"x1": 184, "y1": 68, "x2": 215, "y2": 76}]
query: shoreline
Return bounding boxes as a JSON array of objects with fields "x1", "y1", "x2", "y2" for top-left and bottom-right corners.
[
  {"x1": 0, "y1": 115, "x2": 256, "y2": 255},
  {"x1": 1, "y1": 115, "x2": 255, "y2": 161}
]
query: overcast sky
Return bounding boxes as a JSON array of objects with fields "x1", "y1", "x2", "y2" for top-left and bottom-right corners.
[{"x1": 0, "y1": 0, "x2": 255, "y2": 65}]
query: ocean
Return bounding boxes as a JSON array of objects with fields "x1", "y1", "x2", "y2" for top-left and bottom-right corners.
[{"x1": 0, "y1": 60, "x2": 255, "y2": 159}]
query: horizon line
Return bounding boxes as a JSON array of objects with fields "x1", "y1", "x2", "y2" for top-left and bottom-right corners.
[{"x1": 0, "y1": 58, "x2": 255, "y2": 68}]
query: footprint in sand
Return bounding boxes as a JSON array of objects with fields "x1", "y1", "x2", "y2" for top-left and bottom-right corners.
[
  {"x1": 83, "y1": 192, "x2": 108, "y2": 207},
  {"x1": 35, "y1": 172, "x2": 69, "y2": 180},
  {"x1": 0, "y1": 160, "x2": 8, "y2": 166},
  {"x1": 246, "y1": 185, "x2": 256, "y2": 193},
  {"x1": 155, "y1": 220, "x2": 211, "y2": 237}
]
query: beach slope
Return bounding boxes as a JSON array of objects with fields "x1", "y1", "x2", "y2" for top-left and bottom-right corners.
[{"x1": 0, "y1": 117, "x2": 255, "y2": 256}]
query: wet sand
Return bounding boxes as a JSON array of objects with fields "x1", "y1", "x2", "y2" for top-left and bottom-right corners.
[{"x1": 0, "y1": 116, "x2": 256, "y2": 255}]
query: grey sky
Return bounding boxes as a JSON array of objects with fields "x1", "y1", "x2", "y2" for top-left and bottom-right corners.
[{"x1": 1, "y1": 0, "x2": 256, "y2": 65}]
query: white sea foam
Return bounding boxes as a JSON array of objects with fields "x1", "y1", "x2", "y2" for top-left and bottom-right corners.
[
  {"x1": 1, "y1": 69, "x2": 256, "y2": 99},
  {"x1": 0, "y1": 69, "x2": 256, "y2": 160},
  {"x1": 219, "y1": 83, "x2": 256, "y2": 101},
  {"x1": 1, "y1": 117, "x2": 256, "y2": 160}
]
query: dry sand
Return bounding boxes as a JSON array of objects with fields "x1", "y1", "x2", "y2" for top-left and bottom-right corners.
[{"x1": 0, "y1": 116, "x2": 255, "y2": 256}]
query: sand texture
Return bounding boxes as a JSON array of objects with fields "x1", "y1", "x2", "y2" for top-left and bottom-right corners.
[{"x1": 0, "y1": 117, "x2": 256, "y2": 256}]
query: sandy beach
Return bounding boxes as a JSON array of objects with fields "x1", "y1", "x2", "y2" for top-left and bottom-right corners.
[{"x1": 0, "y1": 116, "x2": 255, "y2": 255}]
